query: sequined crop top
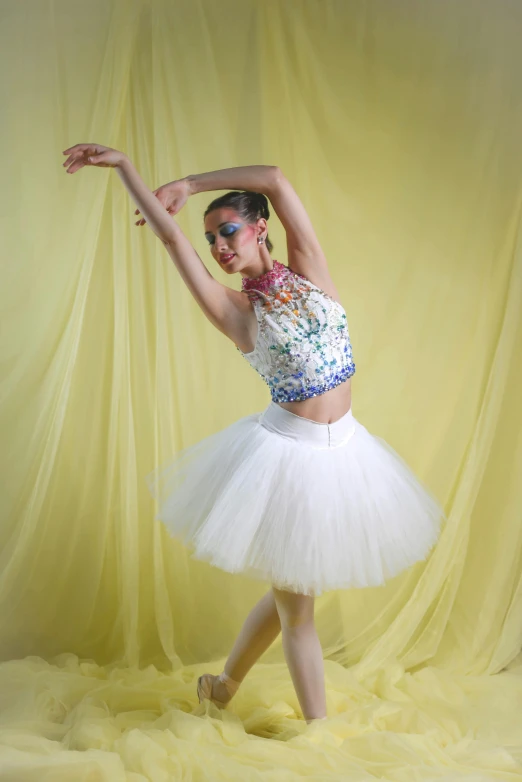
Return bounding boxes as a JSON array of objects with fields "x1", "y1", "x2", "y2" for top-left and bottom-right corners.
[{"x1": 237, "y1": 260, "x2": 355, "y2": 403}]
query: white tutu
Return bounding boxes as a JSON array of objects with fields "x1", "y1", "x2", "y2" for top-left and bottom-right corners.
[{"x1": 145, "y1": 402, "x2": 446, "y2": 597}]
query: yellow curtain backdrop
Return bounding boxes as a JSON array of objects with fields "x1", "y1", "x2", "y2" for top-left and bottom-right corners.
[{"x1": 1, "y1": 0, "x2": 522, "y2": 778}]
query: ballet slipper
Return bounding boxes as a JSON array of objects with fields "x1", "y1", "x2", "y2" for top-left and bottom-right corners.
[
  {"x1": 306, "y1": 716, "x2": 327, "y2": 724},
  {"x1": 197, "y1": 671, "x2": 241, "y2": 708}
]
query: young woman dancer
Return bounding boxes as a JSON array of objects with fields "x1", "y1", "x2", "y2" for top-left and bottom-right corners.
[{"x1": 62, "y1": 144, "x2": 446, "y2": 723}]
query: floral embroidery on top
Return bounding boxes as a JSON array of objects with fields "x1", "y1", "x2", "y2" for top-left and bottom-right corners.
[{"x1": 237, "y1": 260, "x2": 355, "y2": 403}]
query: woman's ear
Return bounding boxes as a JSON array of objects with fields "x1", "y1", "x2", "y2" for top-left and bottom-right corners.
[{"x1": 257, "y1": 218, "x2": 268, "y2": 238}]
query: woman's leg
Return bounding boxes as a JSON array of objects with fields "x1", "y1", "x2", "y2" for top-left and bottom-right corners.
[
  {"x1": 211, "y1": 589, "x2": 281, "y2": 702},
  {"x1": 272, "y1": 585, "x2": 327, "y2": 722}
]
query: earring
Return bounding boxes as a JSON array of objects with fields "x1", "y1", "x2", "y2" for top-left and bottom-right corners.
[{"x1": 258, "y1": 236, "x2": 265, "y2": 244}]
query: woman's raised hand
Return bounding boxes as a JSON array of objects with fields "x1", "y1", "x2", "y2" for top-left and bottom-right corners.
[
  {"x1": 62, "y1": 143, "x2": 126, "y2": 173},
  {"x1": 134, "y1": 179, "x2": 190, "y2": 226}
]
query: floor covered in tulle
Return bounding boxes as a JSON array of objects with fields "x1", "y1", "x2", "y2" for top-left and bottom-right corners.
[{"x1": 1, "y1": 653, "x2": 521, "y2": 781}]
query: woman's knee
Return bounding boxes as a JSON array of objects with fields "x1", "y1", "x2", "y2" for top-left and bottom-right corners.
[{"x1": 271, "y1": 585, "x2": 314, "y2": 628}]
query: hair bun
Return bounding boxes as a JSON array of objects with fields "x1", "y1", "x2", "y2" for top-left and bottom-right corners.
[{"x1": 253, "y1": 192, "x2": 270, "y2": 220}]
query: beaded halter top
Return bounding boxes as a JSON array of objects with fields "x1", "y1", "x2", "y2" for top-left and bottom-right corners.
[{"x1": 237, "y1": 260, "x2": 356, "y2": 403}]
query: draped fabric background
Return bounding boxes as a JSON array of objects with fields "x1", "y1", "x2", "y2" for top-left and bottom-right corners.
[{"x1": 1, "y1": 0, "x2": 522, "y2": 778}]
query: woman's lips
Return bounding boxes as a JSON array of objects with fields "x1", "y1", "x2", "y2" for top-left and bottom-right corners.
[{"x1": 220, "y1": 253, "x2": 235, "y2": 263}]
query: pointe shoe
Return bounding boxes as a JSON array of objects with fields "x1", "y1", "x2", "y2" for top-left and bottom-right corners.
[
  {"x1": 197, "y1": 671, "x2": 241, "y2": 708},
  {"x1": 306, "y1": 716, "x2": 327, "y2": 724}
]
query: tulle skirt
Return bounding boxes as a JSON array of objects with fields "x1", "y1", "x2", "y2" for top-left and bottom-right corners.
[{"x1": 145, "y1": 402, "x2": 446, "y2": 597}]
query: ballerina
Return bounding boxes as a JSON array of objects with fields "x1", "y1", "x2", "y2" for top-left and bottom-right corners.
[{"x1": 62, "y1": 144, "x2": 445, "y2": 723}]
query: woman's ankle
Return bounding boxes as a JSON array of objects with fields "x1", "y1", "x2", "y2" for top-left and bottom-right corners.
[{"x1": 218, "y1": 670, "x2": 242, "y2": 697}]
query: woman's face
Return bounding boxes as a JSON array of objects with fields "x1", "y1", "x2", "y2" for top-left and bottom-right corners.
[{"x1": 204, "y1": 208, "x2": 265, "y2": 272}]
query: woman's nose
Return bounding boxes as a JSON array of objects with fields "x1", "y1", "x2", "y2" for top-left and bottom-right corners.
[{"x1": 215, "y1": 237, "x2": 230, "y2": 252}]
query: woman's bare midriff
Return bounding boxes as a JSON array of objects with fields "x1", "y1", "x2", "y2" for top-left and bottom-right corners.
[{"x1": 277, "y1": 378, "x2": 352, "y2": 424}]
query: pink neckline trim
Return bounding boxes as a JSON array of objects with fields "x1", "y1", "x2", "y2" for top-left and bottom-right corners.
[{"x1": 241, "y1": 260, "x2": 289, "y2": 294}]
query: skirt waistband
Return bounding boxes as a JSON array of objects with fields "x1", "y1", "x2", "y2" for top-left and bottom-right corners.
[{"x1": 259, "y1": 402, "x2": 356, "y2": 449}]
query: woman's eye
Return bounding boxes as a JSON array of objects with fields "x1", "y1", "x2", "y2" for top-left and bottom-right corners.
[
  {"x1": 204, "y1": 223, "x2": 241, "y2": 244},
  {"x1": 220, "y1": 225, "x2": 239, "y2": 237}
]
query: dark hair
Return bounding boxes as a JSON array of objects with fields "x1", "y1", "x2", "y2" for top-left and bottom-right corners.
[{"x1": 203, "y1": 190, "x2": 274, "y2": 252}]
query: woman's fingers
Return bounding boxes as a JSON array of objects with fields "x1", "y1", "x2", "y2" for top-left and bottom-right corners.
[
  {"x1": 62, "y1": 146, "x2": 122, "y2": 174},
  {"x1": 62, "y1": 145, "x2": 84, "y2": 162},
  {"x1": 62, "y1": 147, "x2": 93, "y2": 174},
  {"x1": 62, "y1": 143, "x2": 120, "y2": 173},
  {"x1": 134, "y1": 208, "x2": 176, "y2": 226},
  {"x1": 62, "y1": 145, "x2": 93, "y2": 167},
  {"x1": 62, "y1": 153, "x2": 81, "y2": 169},
  {"x1": 63, "y1": 144, "x2": 89, "y2": 154},
  {"x1": 64, "y1": 157, "x2": 87, "y2": 174}
]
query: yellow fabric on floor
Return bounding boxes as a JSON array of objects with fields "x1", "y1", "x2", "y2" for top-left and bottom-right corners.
[
  {"x1": 1, "y1": 0, "x2": 522, "y2": 778},
  {"x1": 2, "y1": 654, "x2": 522, "y2": 781}
]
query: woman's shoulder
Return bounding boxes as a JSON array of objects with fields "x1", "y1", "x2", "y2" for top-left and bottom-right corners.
[{"x1": 287, "y1": 262, "x2": 343, "y2": 306}]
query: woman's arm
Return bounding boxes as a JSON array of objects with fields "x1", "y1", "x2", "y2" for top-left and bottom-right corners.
[
  {"x1": 134, "y1": 164, "x2": 280, "y2": 226},
  {"x1": 185, "y1": 165, "x2": 280, "y2": 196},
  {"x1": 115, "y1": 155, "x2": 181, "y2": 244},
  {"x1": 184, "y1": 164, "x2": 335, "y2": 289},
  {"x1": 63, "y1": 144, "x2": 179, "y2": 243},
  {"x1": 62, "y1": 143, "x2": 246, "y2": 341},
  {"x1": 115, "y1": 157, "x2": 246, "y2": 336}
]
